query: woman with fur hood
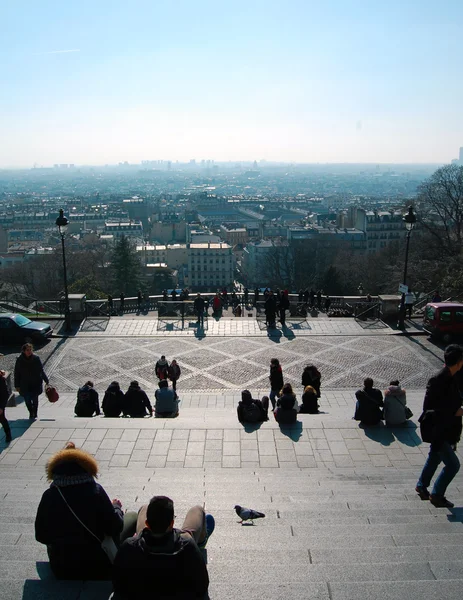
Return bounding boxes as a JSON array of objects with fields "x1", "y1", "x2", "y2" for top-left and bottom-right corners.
[
  {"x1": 35, "y1": 446, "x2": 136, "y2": 580},
  {"x1": 383, "y1": 380, "x2": 410, "y2": 427}
]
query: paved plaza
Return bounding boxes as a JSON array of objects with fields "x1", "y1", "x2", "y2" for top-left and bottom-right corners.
[{"x1": 0, "y1": 318, "x2": 462, "y2": 600}]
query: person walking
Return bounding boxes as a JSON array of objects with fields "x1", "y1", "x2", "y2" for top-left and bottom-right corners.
[
  {"x1": 14, "y1": 343, "x2": 49, "y2": 420},
  {"x1": 168, "y1": 359, "x2": 181, "y2": 392},
  {"x1": 269, "y1": 358, "x2": 284, "y2": 410},
  {"x1": 194, "y1": 293, "x2": 206, "y2": 327},
  {"x1": 416, "y1": 344, "x2": 463, "y2": 508},
  {"x1": 0, "y1": 369, "x2": 12, "y2": 443},
  {"x1": 155, "y1": 355, "x2": 170, "y2": 381}
]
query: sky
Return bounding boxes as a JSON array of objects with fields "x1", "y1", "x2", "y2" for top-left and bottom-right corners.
[{"x1": 1, "y1": 0, "x2": 462, "y2": 167}]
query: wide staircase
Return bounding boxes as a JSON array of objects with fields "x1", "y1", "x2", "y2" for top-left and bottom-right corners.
[{"x1": 0, "y1": 398, "x2": 462, "y2": 599}]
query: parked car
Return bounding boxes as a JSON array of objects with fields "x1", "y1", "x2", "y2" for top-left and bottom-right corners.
[
  {"x1": 423, "y1": 302, "x2": 463, "y2": 343},
  {"x1": 0, "y1": 313, "x2": 53, "y2": 344}
]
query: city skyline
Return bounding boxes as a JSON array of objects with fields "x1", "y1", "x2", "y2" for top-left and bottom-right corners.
[{"x1": 1, "y1": 0, "x2": 463, "y2": 167}]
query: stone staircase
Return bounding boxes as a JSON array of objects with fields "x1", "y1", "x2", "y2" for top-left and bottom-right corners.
[{"x1": 0, "y1": 402, "x2": 462, "y2": 599}]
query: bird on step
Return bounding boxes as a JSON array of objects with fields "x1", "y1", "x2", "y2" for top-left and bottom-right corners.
[{"x1": 234, "y1": 505, "x2": 266, "y2": 524}]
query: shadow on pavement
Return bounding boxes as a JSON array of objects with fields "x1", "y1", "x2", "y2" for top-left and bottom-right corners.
[
  {"x1": 361, "y1": 424, "x2": 395, "y2": 446},
  {"x1": 242, "y1": 422, "x2": 263, "y2": 434},
  {"x1": 359, "y1": 421, "x2": 422, "y2": 447},
  {"x1": 0, "y1": 418, "x2": 34, "y2": 454},
  {"x1": 279, "y1": 421, "x2": 303, "y2": 441}
]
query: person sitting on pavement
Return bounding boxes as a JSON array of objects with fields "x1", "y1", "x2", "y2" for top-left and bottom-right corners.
[
  {"x1": 354, "y1": 378, "x2": 384, "y2": 426},
  {"x1": 123, "y1": 381, "x2": 153, "y2": 418},
  {"x1": 274, "y1": 383, "x2": 299, "y2": 425},
  {"x1": 102, "y1": 381, "x2": 125, "y2": 418},
  {"x1": 154, "y1": 379, "x2": 179, "y2": 418},
  {"x1": 301, "y1": 364, "x2": 321, "y2": 398},
  {"x1": 34, "y1": 446, "x2": 137, "y2": 580},
  {"x1": 299, "y1": 385, "x2": 320, "y2": 414},
  {"x1": 111, "y1": 496, "x2": 214, "y2": 600},
  {"x1": 155, "y1": 355, "x2": 169, "y2": 381},
  {"x1": 74, "y1": 381, "x2": 100, "y2": 417},
  {"x1": 237, "y1": 390, "x2": 269, "y2": 423},
  {"x1": 383, "y1": 380, "x2": 411, "y2": 427}
]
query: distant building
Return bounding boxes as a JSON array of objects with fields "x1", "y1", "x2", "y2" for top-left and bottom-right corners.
[
  {"x1": 219, "y1": 223, "x2": 248, "y2": 245},
  {"x1": 346, "y1": 207, "x2": 406, "y2": 253},
  {"x1": 241, "y1": 240, "x2": 279, "y2": 287},
  {"x1": 104, "y1": 220, "x2": 143, "y2": 239},
  {"x1": 187, "y1": 242, "x2": 233, "y2": 290}
]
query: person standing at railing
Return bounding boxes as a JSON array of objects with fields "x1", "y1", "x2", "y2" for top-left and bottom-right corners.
[
  {"x1": 194, "y1": 293, "x2": 206, "y2": 327},
  {"x1": 405, "y1": 288, "x2": 415, "y2": 319},
  {"x1": 119, "y1": 292, "x2": 125, "y2": 314},
  {"x1": 137, "y1": 290, "x2": 142, "y2": 312}
]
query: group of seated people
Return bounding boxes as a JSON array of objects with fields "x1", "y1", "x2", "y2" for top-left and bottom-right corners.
[
  {"x1": 237, "y1": 383, "x2": 320, "y2": 425},
  {"x1": 35, "y1": 442, "x2": 214, "y2": 599},
  {"x1": 354, "y1": 378, "x2": 412, "y2": 426},
  {"x1": 74, "y1": 380, "x2": 179, "y2": 419}
]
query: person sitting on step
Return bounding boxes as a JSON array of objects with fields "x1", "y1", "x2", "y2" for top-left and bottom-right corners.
[
  {"x1": 299, "y1": 385, "x2": 320, "y2": 414},
  {"x1": 102, "y1": 381, "x2": 125, "y2": 418},
  {"x1": 237, "y1": 390, "x2": 269, "y2": 423},
  {"x1": 354, "y1": 377, "x2": 384, "y2": 426},
  {"x1": 274, "y1": 383, "x2": 299, "y2": 425},
  {"x1": 123, "y1": 381, "x2": 153, "y2": 418},
  {"x1": 154, "y1": 379, "x2": 179, "y2": 418},
  {"x1": 74, "y1": 381, "x2": 100, "y2": 417}
]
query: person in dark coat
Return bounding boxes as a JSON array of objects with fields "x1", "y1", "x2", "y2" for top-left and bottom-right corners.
[
  {"x1": 0, "y1": 369, "x2": 12, "y2": 443},
  {"x1": 303, "y1": 289, "x2": 310, "y2": 304},
  {"x1": 265, "y1": 291, "x2": 277, "y2": 327},
  {"x1": 137, "y1": 290, "x2": 143, "y2": 311},
  {"x1": 300, "y1": 385, "x2": 319, "y2": 414},
  {"x1": 244, "y1": 288, "x2": 249, "y2": 306},
  {"x1": 298, "y1": 289, "x2": 304, "y2": 303},
  {"x1": 301, "y1": 365, "x2": 321, "y2": 398},
  {"x1": 279, "y1": 290, "x2": 290, "y2": 326},
  {"x1": 254, "y1": 287, "x2": 260, "y2": 306},
  {"x1": 119, "y1": 292, "x2": 125, "y2": 313},
  {"x1": 212, "y1": 293, "x2": 222, "y2": 316},
  {"x1": 237, "y1": 390, "x2": 269, "y2": 423},
  {"x1": 102, "y1": 381, "x2": 125, "y2": 418},
  {"x1": 74, "y1": 381, "x2": 100, "y2": 417},
  {"x1": 112, "y1": 496, "x2": 213, "y2": 600},
  {"x1": 193, "y1": 293, "x2": 206, "y2": 326},
  {"x1": 108, "y1": 295, "x2": 114, "y2": 315},
  {"x1": 167, "y1": 359, "x2": 181, "y2": 392},
  {"x1": 123, "y1": 381, "x2": 153, "y2": 418},
  {"x1": 34, "y1": 447, "x2": 133, "y2": 580},
  {"x1": 324, "y1": 296, "x2": 331, "y2": 312},
  {"x1": 155, "y1": 356, "x2": 170, "y2": 380},
  {"x1": 316, "y1": 290, "x2": 322, "y2": 309},
  {"x1": 274, "y1": 383, "x2": 298, "y2": 425},
  {"x1": 269, "y1": 358, "x2": 284, "y2": 410},
  {"x1": 354, "y1": 378, "x2": 384, "y2": 426},
  {"x1": 309, "y1": 289, "x2": 315, "y2": 307},
  {"x1": 14, "y1": 343, "x2": 49, "y2": 420},
  {"x1": 416, "y1": 344, "x2": 463, "y2": 508}
]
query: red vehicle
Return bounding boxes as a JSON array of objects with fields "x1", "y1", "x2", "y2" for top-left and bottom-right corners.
[{"x1": 423, "y1": 302, "x2": 463, "y2": 343}]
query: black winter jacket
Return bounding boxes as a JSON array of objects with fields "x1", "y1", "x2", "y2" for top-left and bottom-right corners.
[
  {"x1": 102, "y1": 384, "x2": 125, "y2": 417},
  {"x1": 423, "y1": 367, "x2": 462, "y2": 447},
  {"x1": 269, "y1": 365, "x2": 284, "y2": 392},
  {"x1": 35, "y1": 453, "x2": 123, "y2": 580},
  {"x1": 75, "y1": 385, "x2": 100, "y2": 417},
  {"x1": 14, "y1": 353, "x2": 48, "y2": 395},
  {"x1": 123, "y1": 384, "x2": 153, "y2": 417},
  {"x1": 112, "y1": 527, "x2": 209, "y2": 600},
  {"x1": 0, "y1": 374, "x2": 9, "y2": 410}
]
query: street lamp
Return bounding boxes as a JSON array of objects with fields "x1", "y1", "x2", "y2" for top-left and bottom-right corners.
[
  {"x1": 397, "y1": 206, "x2": 417, "y2": 330},
  {"x1": 55, "y1": 209, "x2": 72, "y2": 332}
]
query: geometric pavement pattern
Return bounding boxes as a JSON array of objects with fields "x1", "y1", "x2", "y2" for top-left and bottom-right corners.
[{"x1": 46, "y1": 334, "x2": 444, "y2": 394}]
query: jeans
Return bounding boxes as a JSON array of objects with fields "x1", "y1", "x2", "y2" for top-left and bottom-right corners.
[
  {"x1": 197, "y1": 310, "x2": 204, "y2": 326},
  {"x1": 269, "y1": 390, "x2": 278, "y2": 410},
  {"x1": 0, "y1": 408, "x2": 11, "y2": 439},
  {"x1": 417, "y1": 441, "x2": 461, "y2": 497},
  {"x1": 23, "y1": 392, "x2": 39, "y2": 417}
]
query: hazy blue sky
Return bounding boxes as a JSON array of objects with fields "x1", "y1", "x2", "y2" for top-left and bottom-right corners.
[{"x1": 1, "y1": 0, "x2": 462, "y2": 167}]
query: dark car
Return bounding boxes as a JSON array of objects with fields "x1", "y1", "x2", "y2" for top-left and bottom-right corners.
[{"x1": 0, "y1": 313, "x2": 53, "y2": 344}]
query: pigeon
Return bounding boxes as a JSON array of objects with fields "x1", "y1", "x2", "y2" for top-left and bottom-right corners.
[{"x1": 234, "y1": 505, "x2": 266, "y2": 524}]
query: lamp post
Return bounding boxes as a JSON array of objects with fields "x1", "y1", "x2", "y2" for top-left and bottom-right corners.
[
  {"x1": 55, "y1": 209, "x2": 72, "y2": 332},
  {"x1": 397, "y1": 206, "x2": 417, "y2": 330}
]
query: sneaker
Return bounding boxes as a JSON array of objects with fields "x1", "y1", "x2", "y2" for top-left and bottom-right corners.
[
  {"x1": 430, "y1": 495, "x2": 454, "y2": 508},
  {"x1": 415, "y1": 486, "x2": 430, "y2": 500},
  {"x1": 198, "y1": 514, "x2": 215, "y2": 549}
]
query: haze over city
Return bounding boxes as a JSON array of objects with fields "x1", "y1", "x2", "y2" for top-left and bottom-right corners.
[{"x1": 1, "y1": 0, "x2": 463, "y2": 168}]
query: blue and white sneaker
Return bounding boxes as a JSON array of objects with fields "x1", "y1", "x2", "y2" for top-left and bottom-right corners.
[{"x1": 198, "y1": 514, "x2": 215, "y2": 549}]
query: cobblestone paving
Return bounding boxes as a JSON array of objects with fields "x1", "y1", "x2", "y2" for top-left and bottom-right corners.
[{"x1": 38, "y1": 333, "x2": 443, "y2": 393}]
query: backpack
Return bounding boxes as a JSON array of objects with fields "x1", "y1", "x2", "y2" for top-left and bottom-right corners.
[{"x1": 243, "y1": 402, "x2": 262, "y2": 423}]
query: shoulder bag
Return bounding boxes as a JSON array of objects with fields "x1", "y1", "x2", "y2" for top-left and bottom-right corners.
[{"x1": 55, "y1": 486, "x2": 118, "y2": 563}]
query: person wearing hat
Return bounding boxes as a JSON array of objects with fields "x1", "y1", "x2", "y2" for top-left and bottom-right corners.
[{"x1": 35, "y1": 446, "x2": 137, "y2": 580}]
